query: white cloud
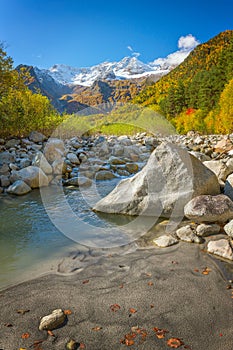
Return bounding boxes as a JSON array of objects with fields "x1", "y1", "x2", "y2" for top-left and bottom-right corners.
[
  {"x1": 152, "y1": 34, "x2": 200, "y2": 68},
  {"x1": 178, "y1": 34, "x2": 200, "y2": 50},
  {"x1": 127, "y1": 45, "x2": 133, "y2": 52}
]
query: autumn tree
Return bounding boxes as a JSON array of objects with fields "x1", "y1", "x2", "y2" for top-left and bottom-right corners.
[{"x1": 0, "y1": 44, "x2": 60, "y2": 137}]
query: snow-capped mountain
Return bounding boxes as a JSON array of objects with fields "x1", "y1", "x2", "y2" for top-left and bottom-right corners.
[
  {"x1": 41, "y1": 56, "x2": 171, "y2": 87},
  {"x1": 34, "y1": 34, "x2": 200, "y2": 87}
]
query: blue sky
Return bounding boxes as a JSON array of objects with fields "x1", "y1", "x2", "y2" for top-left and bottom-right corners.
[{"x1": 0, "y1": 0, "x2": 232, "y2": 68}]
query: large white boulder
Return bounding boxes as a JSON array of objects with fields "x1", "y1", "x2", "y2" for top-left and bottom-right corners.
[{"x1": 93, "y1": 143, "x2": 220, "y2": 218}]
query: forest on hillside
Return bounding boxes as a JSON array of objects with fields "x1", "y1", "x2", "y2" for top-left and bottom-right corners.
[{"x1": 134, "y1": 30, "x2": 233, "y2": 134}]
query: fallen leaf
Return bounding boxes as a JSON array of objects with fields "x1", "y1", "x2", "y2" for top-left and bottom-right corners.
[
  {"x1": 47, "y1": 330, "x2": 55, "y2": 337},
  {"x1": 21, "y1": 332, "x2": 30, "y2": 339},
  {"x1": 150, "y1": 304, "x2": 155, "y2": 308},
  {"x1": 125, "y1": 333, "x2": 137, "y2": 340},
  {"x1": 17, "y1": 309, "x2": 30, "y2": 315},
  {"x1": 82, "y1": 279, "x2": 89, "y2": 284},
  {"x1": 92, "y1": 326, "x2": 102, "y2": 331},
  {"x1": 202, "y1": 267, "x2": 211, "y2": 275},
  {"x1": 4, "y1": 323, "x2": 13, "y2": 327},
  {"x1": 129, "y1": 308, "x2": 137, "y2": 314},
  {"x1": 219, "y1": 333, "x2": 223, "y2": 337},
  {"x1": 131, "y1": 326, "x2": 140, "y2": 332},
  {"x1": 148, "y1": 281, "x2": 154, "y2": 286},
  {"x1": 110, "y1": 303, "x2": 121, "y2": 312},
  {"x1": 79, "y1": 343, "x2": 86, "y2": 349},
  {"x1": 145, "y1": 272, "x2": 152, "y2": 277},
  {"x1": 153, "y1": 327, "x2": 169, "y2": 339},
  {"x1": 119, "y1": 284, "x2": 124, "y2": 289},
  {"x1": 125, "y1": 339, "x2": 134, "y2": 346},
  {"x1": 140, "y1": 330, "x2": 148, "y2": 339},
  {"x1": 64, "y1": 309, "x2": 72, "y2": 315},
  {"x1": 167, "y1": 337, "x2": 184, "y2": 348},
  {"x1": 184, "y1": 345, "x2": 192, "y2": 349},
  {"x1": 19, "y1": 348, "x2": 27, "y2": 350},
  {"x1": 194, "y1": 268, "x2": 199, "y2": 273}
]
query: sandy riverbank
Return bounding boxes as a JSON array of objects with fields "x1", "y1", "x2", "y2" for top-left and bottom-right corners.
[{"x1": 0, "y1": 243, "x2": 232, "y2": 350}]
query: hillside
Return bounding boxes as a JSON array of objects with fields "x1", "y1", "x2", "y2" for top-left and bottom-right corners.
[{"x1": 134, "y1": 30, "x2": 233, "y2": 134}]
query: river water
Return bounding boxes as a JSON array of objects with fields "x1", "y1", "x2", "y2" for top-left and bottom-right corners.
[
  {"x1": 0, "y1": 179, "x2": 128, "y2": 290},
  {"x1": 0, "y1": 178, "x2": 158, "y2": 290}
]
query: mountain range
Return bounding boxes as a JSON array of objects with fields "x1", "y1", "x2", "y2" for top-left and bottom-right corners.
[{"x1": 19, "y1": 44, "x2": 196, "y2": 113}]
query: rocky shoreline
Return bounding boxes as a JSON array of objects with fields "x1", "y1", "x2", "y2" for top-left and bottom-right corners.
[{"x1": 1, "y1": 131, "x2": 233, "y2": 263}]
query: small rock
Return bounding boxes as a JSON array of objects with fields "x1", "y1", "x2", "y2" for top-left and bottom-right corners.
[
  {"x1": 7, "y1": 180, "x2": 32, "y2": 195},
  {"x1": 67, "y1": 153, "x2": 80, "y2": 165},
  {"x1": 116, "y1": 169, "x2": 130, "y2": 177},
  {"x1": 65, "y1": 176, "x2": 92, "y2": 187},
  {"x1": 207, "y1": 239, "x2": 233, "y2": 261},
  {"x1": 0, "y1": 151, "x2": 15, "y2": 164},
  {"x1": 44, "y1": 138, "x2": 65, "y2": 163},
  {"x1": 153, "y1": 235, "x2": 178, "y2": 247},
  {"x1": 66, "y1": 339, "x2": 79, "y2": 350},
  {"x1": 112, "y1": 144, "x2": 124, "y2": 157},
  {"x1": 224, "y1": 220, "x2": 233, "y2": 238},
  {"x1": 203, "y1": 160, "x2": 232, "y2": 186},
  {"x1": 95, "y1": 170, "x2": 116, "y2": 180},
  {"x1": 39, "y1": 309, "x2": 66, "y2": 331},
  {"x1": 109, "y1": 156, "x2": 126, "y2": 165},
  {"x1": 176, "y1": 225, "x2": 202, "y2": 243},
  {"x1": 29, "y1": 131, "x2": 46, "y2": 143},
  {"x1": 125, "y1": 163, "x2": 139, "y2": 174},
  {"x1": 184, "y1": 194, "x2": 233, "y2": 223},
  {"x1": 5, "y1": 139, "x2": 20, "y2": 148},
  {"x1": 196, "y1": 223, "x2": 221, "y2": 237}
]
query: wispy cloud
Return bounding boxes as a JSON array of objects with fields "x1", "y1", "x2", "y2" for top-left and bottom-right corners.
[{"x1": 127, "y1": 45, "x2": 141, "y2": 58}]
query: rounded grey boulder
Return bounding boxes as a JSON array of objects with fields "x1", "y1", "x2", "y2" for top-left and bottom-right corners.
[
  {"x1": 184, "y1": 194, "x2": 233, "y2": 223},
  {"x1": 7, "y1": 180, "x2": 32, "y2": 195}
]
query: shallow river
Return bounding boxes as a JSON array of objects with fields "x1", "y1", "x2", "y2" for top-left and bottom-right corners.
[
  {"x1": 0, "y1": 179, "x2": 130, "y2": 290},
  {"x1": 0, "y1": 178, "x2": 158, "y2": 290}
]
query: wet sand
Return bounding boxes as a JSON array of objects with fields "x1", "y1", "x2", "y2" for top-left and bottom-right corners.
[{"x1": 0, "y1": 243, "x2": 232, "y2": 350}]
